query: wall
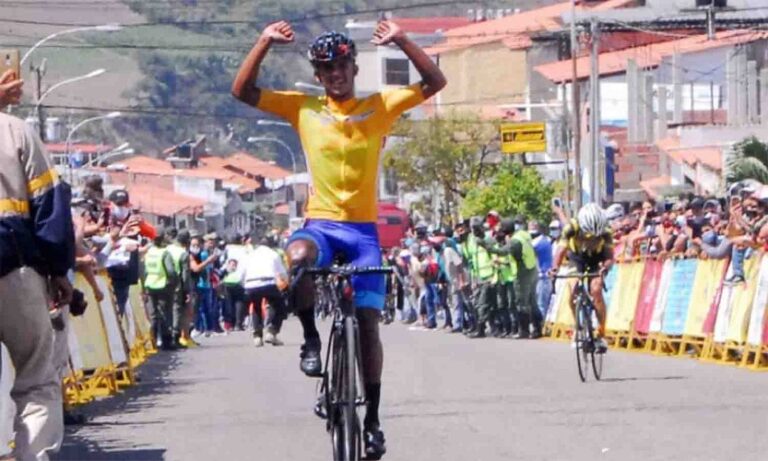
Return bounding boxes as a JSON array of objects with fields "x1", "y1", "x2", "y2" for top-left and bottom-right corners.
[{"x1": 438, "y1": 42, "x2": 528, "y2": 108}]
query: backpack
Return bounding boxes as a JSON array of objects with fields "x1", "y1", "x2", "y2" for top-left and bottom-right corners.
[{"x1": 422, "y1": 258, "x2": 440, "y2": 283}]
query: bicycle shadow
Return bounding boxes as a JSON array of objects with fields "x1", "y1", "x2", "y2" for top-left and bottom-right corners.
[
  {"x1": 599, "y1": 375, "x2": 688, "y2": 383},
  {"x1": 51, "y1": 350, "x2": 184, "y2": 461}
]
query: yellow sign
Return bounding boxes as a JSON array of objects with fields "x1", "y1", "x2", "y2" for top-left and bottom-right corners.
[{"x1": 500, "y1": 122, "x2": 547, "y2": 154}]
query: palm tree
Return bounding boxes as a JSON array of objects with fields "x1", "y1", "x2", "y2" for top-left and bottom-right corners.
[{"x1": 726, "y1": 136, "x2": 768, "y2": 185}]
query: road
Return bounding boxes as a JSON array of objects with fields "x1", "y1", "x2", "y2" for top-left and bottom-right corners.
[{"x1": 54, "y1": 319, "x2": 768, "y2": 461}]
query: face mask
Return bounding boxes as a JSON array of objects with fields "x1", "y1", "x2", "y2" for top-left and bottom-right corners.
[
  {"x1": 514, "y1": 224, "x2": 525, "y2": 232},
  {"x1": 550, "y1": 229, "x2": 561, "y2": 239},
  {"x1": 112, "y1": 206, "x2": 130, "y2": 220},
  {"x1": 530, "y1": 231, "x2": 541, "y2": 239},
  {"x1": 190, "y1": 246, "x2": 201, "y2": 255}
]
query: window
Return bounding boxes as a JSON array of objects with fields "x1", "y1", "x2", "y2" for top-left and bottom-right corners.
[{"x1": 384, "y1": 58, "x2": 410, "y2": 86}]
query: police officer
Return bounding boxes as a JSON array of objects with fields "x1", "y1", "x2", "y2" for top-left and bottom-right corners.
[
  {"x1": 143, "y1": 228, "x2": 179, "y2": 350},
  {"x1": 465, "y1": 216, "x2": 497, "y2": 338},
  {"x1": 491, "y1": 222, "x2": 516, "y2": 337},
  {"x1": 167, "y1": 229, "x2": 193, "y2": 348}
]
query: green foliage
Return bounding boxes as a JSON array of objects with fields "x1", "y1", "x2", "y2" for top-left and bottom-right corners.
[
  {"x1": 384, "y1": 112, "x2": 500, "y2": 199},
  {"x1": 727, "y1": 136, "x2": 768, "y2": 185},
  {"x1": 461, "y1": 161, "x2": 555, "y2": 226}
]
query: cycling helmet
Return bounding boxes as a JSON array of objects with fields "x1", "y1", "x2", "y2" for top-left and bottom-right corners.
[
  {"x1": 577, "y1": 203, "x2": 608, "y2": 236},
  {"x1": 605, "y1": 203, "x2": 625, "y2": 221},
  {"x1": 307, "y1": 31, "x2": 357, "y2": 64}
]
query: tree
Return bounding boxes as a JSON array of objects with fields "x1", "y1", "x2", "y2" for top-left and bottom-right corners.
[
  {"x1": 383, "y1": 112, "x2": 501, "y2": 222},
  {"x1": 461, "y1": 161, "x2": 556, "y2": 227},
  {"x1": 726, "y1": 136, "x2": 768, "y2": 185}
]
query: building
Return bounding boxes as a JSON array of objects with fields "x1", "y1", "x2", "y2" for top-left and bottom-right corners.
[
  {"x1": 88, "y1": 151, "x2": 292, "y2": 236},
  {"x1": 536, "y1": 29, "x2": 768, "y2": 201}
]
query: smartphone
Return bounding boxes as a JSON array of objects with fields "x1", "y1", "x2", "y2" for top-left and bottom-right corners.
[
  {"x1": 552, "y1": 197, "x2": 563, "y2": 208},
  {"x1": 0, "y1": 49, "x2": 20, "y2": 79}
]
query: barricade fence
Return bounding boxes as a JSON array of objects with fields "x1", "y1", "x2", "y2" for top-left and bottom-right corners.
[
  {"x1": 544, "y1": 254, "x2": 768, "y2": 370},
  {"x1": 64, "y1": 272, "x2": 155, "y2": 408}
]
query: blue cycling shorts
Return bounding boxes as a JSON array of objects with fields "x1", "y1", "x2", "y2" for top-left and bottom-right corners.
[{"x1": 288, "y1": 219, "x2": 384, "y2": 310}]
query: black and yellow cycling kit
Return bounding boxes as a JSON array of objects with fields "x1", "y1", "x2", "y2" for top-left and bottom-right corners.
[{"x1": 559, "y1": 219, "x2": 614, "y2": 272}]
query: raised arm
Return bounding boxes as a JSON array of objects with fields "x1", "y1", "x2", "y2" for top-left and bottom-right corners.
[
  {"x1": 231, "y1": 21, "x2": 295, "y2": 107},
  {"x1": 372, "y1": 21, "x2": 446, "y2": 99}
]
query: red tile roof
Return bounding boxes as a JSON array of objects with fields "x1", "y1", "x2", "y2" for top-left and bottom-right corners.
[
  {"x1": 126, "y1": 184, "x2": 206, "y2": 217},
  {"x1": 112, "y1": 156, "x2": 263, "y2": 192},
  {"x1": 656, "y1": 135, "x2": 723, "y2": 171},
  {"x1": 46, "y1": 143, "x2": 113, "y2": 154},
  {"x1": 426, "y1": 0, "x2": 634, "y2": 55},
  {"x1": 536, "y1": 29, "x2": 768, "y2": 83},
  {"x1": 215, "y1": 153, "x2": 292, "y2": 180},
  {"x1": 393, "y1": 17, "x2": 472, "y2": 35}
]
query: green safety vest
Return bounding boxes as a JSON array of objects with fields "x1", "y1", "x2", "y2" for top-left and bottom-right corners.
[
  {"x1": 512, "y1": 230, "x2": 538, "y2": 271},
  {"x1": 223, "y1": 244, "x2": 249, "y2": 285},
  {"x1": 466, "y1": 234, "x2": 495, "y2": 282},
  {"x1": 144, "y1": 246, "x2": 169, "y2": 290},
  {"x1": 499, "y1": 253, "x2": 517, "y2": 283},
  {"x1": 166, "y1": 244, "x2": 186, "y2": 274}
]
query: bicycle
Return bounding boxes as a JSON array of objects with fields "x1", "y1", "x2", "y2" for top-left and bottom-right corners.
[
  {"x1": 293, "y1": 264, "x2": 392, "y2": 461},
  {"x1": 553, "y1": 272, "x2": 605, "y2": 382}
]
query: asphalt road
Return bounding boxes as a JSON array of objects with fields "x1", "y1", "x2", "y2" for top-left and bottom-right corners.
[{"x1": 54, "y1": 319, "x2": 768, "y2": 461}]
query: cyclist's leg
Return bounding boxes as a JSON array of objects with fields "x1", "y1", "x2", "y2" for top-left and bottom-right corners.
[
  {"x1": 286, "y1": 223, "x2": 333, "y2": 375},
  {"x1": 589, "y1": 276, "x2": 607, "y2": 338}
]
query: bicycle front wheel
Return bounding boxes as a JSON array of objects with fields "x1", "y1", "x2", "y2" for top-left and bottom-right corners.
[
  {"x1": 343, "y1": 316, "x2": 360, "y2": 461},
  {"x1": 574, "y1": 299, "x2": 591, "y2": 383}
]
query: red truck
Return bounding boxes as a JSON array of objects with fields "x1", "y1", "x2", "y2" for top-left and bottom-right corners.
[{"x1": 376, "y1": 202, "x2": 409, "y2": 250}]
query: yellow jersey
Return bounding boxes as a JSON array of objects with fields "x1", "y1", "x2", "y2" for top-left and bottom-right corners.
[{"x1": 257, "y1": 84, "x2": 425, "y2": 223}]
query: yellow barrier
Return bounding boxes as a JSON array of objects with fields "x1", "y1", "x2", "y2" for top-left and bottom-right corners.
[
  {"x1": 545, "y1": 253, "x2": 768, "y2": 372},
  {"x1": 64, "y1": 273, "x2": 157, "y2": 407}
]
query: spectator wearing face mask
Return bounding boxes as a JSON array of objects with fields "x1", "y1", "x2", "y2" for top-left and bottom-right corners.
[{"x1": 106, "y1": 190, "x2": 155, "y2": 316}]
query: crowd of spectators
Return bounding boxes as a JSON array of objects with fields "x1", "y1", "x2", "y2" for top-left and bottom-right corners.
[{"x1": 608, "y1": 181, "x2": 768, "y2": 283}]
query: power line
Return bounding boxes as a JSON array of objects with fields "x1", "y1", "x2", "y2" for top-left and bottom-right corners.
[{"x1": 0, "y1": 0, "x2": 477, "y2": 28}]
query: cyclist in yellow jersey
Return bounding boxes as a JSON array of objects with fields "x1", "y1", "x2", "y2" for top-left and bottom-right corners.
[
  {"x1": 232, "y1": 20, "x2": 445, "y2": 459},
  {"x1": 550, "y1": 204, "x2": 615, "y2": 353}
]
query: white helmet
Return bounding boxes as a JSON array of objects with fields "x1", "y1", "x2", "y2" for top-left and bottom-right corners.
[
  {"x1": 605, "y1": 203, "x2": 625, "y2": 221},
  {"x1": 577, "y1": 203, "x2": 608, "y2": 236}
]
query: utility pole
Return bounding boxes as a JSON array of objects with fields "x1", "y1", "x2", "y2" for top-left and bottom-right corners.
[
  {"x1": 31, "y1": 59, "x2": 47, "y2": 141},
  {"x1": 590, "y1": 19, "x2": 601, "y2": 205},
  {"x1": 570, "y1": 0, "x2": 582, "y2": 209}
]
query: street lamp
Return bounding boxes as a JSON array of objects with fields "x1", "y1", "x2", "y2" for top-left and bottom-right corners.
[
  {"x1": 22, "y1": 24, "x2": 122, "y2": 66},
  {"x1": 65, "y1": 111, "x2": 121, "y2": 182},
  {"x1": 247, "y1": 136, "x2": 298, "y2": 175},
  {"x1": 36, "y1": 68, "x2": 106, "y2": 110},
  {"x1": 84, "y1": 142, "x2": 134, "y2": 167}
]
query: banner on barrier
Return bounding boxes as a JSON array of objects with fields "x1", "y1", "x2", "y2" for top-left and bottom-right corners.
[
  {"x1": 649, "y1": 260, "x2": 674, "y2": 333},
  {"x1": 683, "y1": 259, "x2": 728, "y2": 338},
  {"x1": 603, "y1": 265, "x2": 618, "y2": 314},
  {"x1": 129, "y1": 284, "x2": 151, "y2": 340},
  {"x1": 69, "y1": 274, "x2": 113, "y2": 371},
  {"x1": 727, "y1": 255, "x2": 761, "y2": 343},
  {"x1": 661, "y1": 259, "x2": 698, "y2": 336},
  {"x1": 747, "y1": 255, "x2": 768, "y2": 346},
  {"x1": 606, "y1": 261, "x2": 644, "y2": 332},
  {"x1": 95, "y1": 276, "x2": 128, "y2": 365},
  {"x1": 634, "y1": 259, "x2": 664, "y2": 335}
]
